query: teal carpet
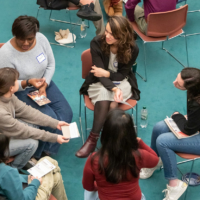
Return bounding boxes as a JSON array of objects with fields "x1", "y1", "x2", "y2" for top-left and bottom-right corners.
[{"x1": 1, "y1": 0, "x2": 200, "y2": 199}]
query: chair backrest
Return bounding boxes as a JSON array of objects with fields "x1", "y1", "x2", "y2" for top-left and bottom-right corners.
[
  {"x1": 146, "y1": 4, "x2": 188, "y2": 37},
  {"x1": 0, "y1": 43, "x2": 4, "y2": 48},
  {"x1": 81, "y1": 49, "x2": 92, "y2": 79}
]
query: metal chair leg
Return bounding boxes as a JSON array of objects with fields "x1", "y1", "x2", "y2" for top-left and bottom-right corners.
[
  {"x1": 162, "y1": 38, "x2": 187, "y2": 68},
  {"x1": 48, "y1": 9, "x2": 76, "y2": 48},
  {"x1": 49, "y1": 9, "x2": 89, "y2": 28},
  {"x1": 84, "y1": 105, "x2": 88, "y2": 139},
  {"x1": 136, "y1": 42, "x2": 147, "y2": 82},
  {"x1": 184, "y1": 159, "x2": 195, "y2": 200},
  {"x1": 79, "y1": 95, "x2": 84, "y2": 144},
  {"x1": 36, "y1": 7, "x2": 40, "y2": 19},
  {"x1": 184, "y1": 33, "x2": 189, "y2": 67}
]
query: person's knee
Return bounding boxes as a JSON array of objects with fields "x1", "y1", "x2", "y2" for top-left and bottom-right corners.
[
  {"x1": 109, "y1": 102, "x2": 118, "y2": 110},
  {"x1": 153, "y1": 121, "x2": 165, "y2": 133},
  {"x1": 28, "y1": 139, "x2": 39, "y2": 152}
]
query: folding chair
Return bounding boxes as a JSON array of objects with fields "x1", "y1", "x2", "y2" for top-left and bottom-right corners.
[
  {"x1": 79, "y1": 49, "x2": 138, "y2": 142},
  {"x1": 36, "y1": 6, "x2": 89, "y2": 48},
  {"x1": 132, "y1": 5, "x2": 188, "y2": 82}
]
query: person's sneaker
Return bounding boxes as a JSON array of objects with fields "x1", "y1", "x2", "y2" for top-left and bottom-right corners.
[
  {"x1": 22, "y1": 158, "x2": 37, "y2": 170},
  {"x1": 140, "y1": 157, "x2": 163, "y2": 179},
  {"x1": 77, "y1": 3, "x2": 102, "y2": 21},
  {"x1": 162, "y1": 180, "x2": 188, "y2": 200}
]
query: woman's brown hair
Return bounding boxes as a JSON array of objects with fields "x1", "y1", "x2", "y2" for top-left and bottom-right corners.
[
  {"x1": 101, "y1": 16, "x2": 135, "y2": 64},
  {"x1": 0, "y1": 68, "x2": 19, "y2": 96}
]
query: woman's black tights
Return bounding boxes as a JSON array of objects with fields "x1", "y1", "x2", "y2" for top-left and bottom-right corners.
[{"x1": 91, "y1": 101, "x2": 118, "y2": 134}]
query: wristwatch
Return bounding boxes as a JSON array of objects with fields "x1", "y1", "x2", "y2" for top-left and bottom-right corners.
[{"x1": 26, "y1": 79, "x2": 32, "y2": 87}]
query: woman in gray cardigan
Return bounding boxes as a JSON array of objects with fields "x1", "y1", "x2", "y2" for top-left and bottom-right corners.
[{"x1": 0, "y1": 15, "x2": 73, "y2": 159}]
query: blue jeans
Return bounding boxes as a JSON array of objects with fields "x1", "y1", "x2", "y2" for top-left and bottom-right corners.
[
  {"x1": 9, "y1": 138, "x2": 38, "y2": 169},
  {"x1": 15, "y1": 81, "x2": 73, "y2": 158},
  {"x1": 84, "y1": 190, "x2": 146, "y2": 200},
  {"x1": 151, "y1": 121, "x2": 200, "y2": 180}
]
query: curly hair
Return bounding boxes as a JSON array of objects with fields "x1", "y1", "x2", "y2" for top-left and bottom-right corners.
[
  {"x1": 181, "y1": 67, "x2": 200, "y2": 104},
  {"x1": 101, "y1": 16, "x2": 135, "y2": 64}
]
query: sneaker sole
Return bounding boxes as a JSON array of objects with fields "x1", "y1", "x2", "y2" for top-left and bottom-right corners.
[{"x1": 76, "y1": 13, "x2": 102, "y2": 21}]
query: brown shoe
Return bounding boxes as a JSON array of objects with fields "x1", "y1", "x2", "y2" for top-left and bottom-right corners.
[{"x1": 75, "y1": 132, "x2": 99, "y2": 158}]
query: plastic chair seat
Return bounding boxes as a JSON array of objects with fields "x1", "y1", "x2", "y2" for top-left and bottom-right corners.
[
  {"x1": 132, "y1": 22, "x2": 184, "y2": 42},
  {"x1": 84, "y1": 95, "x2": 94, "y2": 111},
  {"x1": 84, "y1": 95, "x2": 137, "y2": 111},
  {"x1": 176, "y1": 152, "x2": 200, "y2": 160},
  {"x1": 67, "y1": 6, "x2": 80, "y2": 10},
  {"x1": 118, "y1": 99, "x2": 137, "y2": 111},
  {"x1": 49, "y1": 195, "x2": 57, "y2": 200}
]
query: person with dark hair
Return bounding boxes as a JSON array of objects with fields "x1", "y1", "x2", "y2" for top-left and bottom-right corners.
[
  {"x1": 0, "y1": 67, "x2": 69, "y2": 169},
  {"x1": 0, "y1": 134, "x2": 68, "y2": 200},
  {"x1": 125, "y1": 0, "x2": 178, "y2": 35},
  {"x1": 77, "y1": 16, "x2": 140, "y2": 158},
  {"x1": 139, "y1": 68, "x2": 200, "y2": 199},
  {"x1": 82, "y1": 109, "x2": 159, "y2": 200},
  {"x1": 0, "y1": 16, "x2": 73, "y2": 159}
]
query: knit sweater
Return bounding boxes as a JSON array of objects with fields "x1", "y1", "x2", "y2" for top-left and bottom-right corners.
[
  {"x1": 0, "y1": 32, "x2": 55, "y2": 91},
  {"x1": 0, "y1": 94, "x2": 59, "y2": 143}
]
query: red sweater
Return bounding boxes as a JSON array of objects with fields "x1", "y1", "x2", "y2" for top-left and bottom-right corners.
[{"x1": 82, "y1": 140, "x2": 159, "y2": 200}]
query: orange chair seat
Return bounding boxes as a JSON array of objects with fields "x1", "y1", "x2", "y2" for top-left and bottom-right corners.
[
  {"x1": 6, "y1": 157, "x2": 15, "y2": 164},
  {"x1": 67, "y1": 6, "x2": 80, "y2": 10},
  {"x1": 118, "y1": 99, "x2": 137, "y2": 111},
  {"x1": 176, "y1": 152, "x2": 200, "y2": 160},
  {"x1": 84, "y1": 95, "x2": 137, "y2": 111},
  {"x1": 132, "y1": 21, "x2": 184, "y2": 42},
  {"x1": 49, "y1": 195, "x2": 57, "y2": 200}
]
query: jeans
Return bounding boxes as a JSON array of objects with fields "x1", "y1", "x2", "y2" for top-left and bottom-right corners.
[
  {"x1": 9, "y1": 138, "x2": 38, "y2": 169},
  {"x1": 151, "y1": 121, "x2": 200, "y2": 180},
  {"x1": 15, "y1": 81, "x2": 73, "y2": 158},
  {"x1": 84, "y1": 190, "x2": 146, "y2": 200}
]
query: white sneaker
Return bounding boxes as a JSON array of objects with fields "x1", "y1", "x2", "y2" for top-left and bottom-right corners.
[
  {"x1": 162, "y1": 180, "x2": 188, "y2": 200},
  {"x1": 140, "y1": 157, "x2": 163, "y2": 179}
]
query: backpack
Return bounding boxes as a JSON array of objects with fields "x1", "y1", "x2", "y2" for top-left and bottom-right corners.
[{"x1": 37, "y1": 0, "x2": 69, "y2": 10}]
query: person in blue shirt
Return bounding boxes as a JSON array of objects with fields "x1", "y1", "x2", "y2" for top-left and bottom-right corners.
[{"x1": 0, "y1": 134, "x2": 68, "y2": 200}]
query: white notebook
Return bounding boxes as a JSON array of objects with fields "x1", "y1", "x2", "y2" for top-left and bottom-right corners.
[
  {"x1": 28, "y1": 159, "x2": 55, "y2": 178},
  {"x1": 61, "y1": 122, "x2": 80, "y2": 139}
]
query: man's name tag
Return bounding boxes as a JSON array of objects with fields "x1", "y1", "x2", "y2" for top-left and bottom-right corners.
[{"x1": 36, "y1": 53, "x2": 46, "y2": 63}]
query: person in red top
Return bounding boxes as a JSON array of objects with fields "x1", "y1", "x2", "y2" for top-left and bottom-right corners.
[
  {"x1": 82, "y1": 109, "x2": 159, "y2": 200},
  {"x1": 125, "y1": 0, "x2": 178, "y2": 35}
]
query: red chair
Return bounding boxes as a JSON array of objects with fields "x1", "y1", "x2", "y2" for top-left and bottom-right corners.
[
  {"x1": 132, "y1": 4, "x2": 188, "y2": 82},
  {"x1": 79, "y1": 49, "x2": 138, "y2": 142}
]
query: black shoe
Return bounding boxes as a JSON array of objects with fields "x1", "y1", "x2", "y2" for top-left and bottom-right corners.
[{"x1": 77, "y1": 3, "x2": 102, "y2": 21}]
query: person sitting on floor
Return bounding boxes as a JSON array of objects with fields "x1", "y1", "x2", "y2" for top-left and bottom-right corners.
[
  {"x1": 82, "y1": 109, "x2": 159, "y2": 200},
  {"x1": 0, "y1": 16, "x2": 73, "y2": 159},
  {"x1": 125, "y1": 0, "x2": 178, "y2": 35},
  {"x1": 77, "y1": 16, "x2": 140, "y2": 158},
  {"x1": 139, "y1": 67, "x2": 200, "y2": 200},
  {"x1": 0, "y1": 67, "x2": 69, "y2": 169},
  {"x1": 0, "y1": 134, "x2": 68, "y2": 200}
]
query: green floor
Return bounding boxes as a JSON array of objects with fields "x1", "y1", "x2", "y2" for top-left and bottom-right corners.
[{"x1": 1, "y1": 0, "x2": 200, "y2": 199}]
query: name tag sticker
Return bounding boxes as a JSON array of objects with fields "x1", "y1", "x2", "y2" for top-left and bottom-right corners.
[
  {"x1": 36, "y1": 53, "x2": 46, "y2": 63},
  {"x1": 113, "y1": 61, "x2": 118, "y2": 68}
]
